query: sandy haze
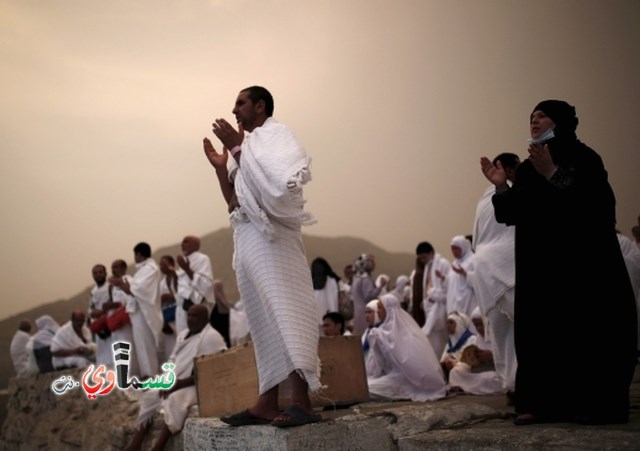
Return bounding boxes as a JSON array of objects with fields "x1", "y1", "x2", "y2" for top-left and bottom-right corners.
[{"x1": 1, "y1": 0, "x2": 638, "y2": 319}]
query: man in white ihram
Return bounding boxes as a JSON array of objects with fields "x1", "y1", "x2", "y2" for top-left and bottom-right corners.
[
  {"x1": 123, "y1": 304, "x2": 226, "y2": 451},
  {"x1": 202, "y1": 85, "x2": 322, "y2": 427},
  {"x1": 88, "y1": 264, "x2": 114, "y2": 366},
  {"x1": 175, "y1": 235, "x2": 215, "y2": 335},
  {"x1": 50, "y1": 310, "x2": 96, "y2": 370},
  {"x1": 110, "y1": 242, "x2": 163, "y2": 379}
]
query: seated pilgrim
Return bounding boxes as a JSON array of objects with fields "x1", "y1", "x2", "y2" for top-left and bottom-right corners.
[
  {"x1": 440, "y1": 311, "x2": 477, "y2": 379},
  {"x1": 361, "y1": 299, "x2": 382, "y2": 368},
  {"x1": 322, "y1": 312, "x2": 351, "y2": 337},
  {"x1": 50, "y1": 310, "x2": 96, "y2": 370},
  {"x1": 10, "y1": 319, "x2": 32, "y2": 378},
  {"x1": 469, "y1": 307, "x2": 495, "y2": 368},
  {"x1": 123, "y1": 304, "x2": 227, "y2": 451},
  {"x1": 29, "y1": 314, "x2": 60, "y2": 373},
  {"x1": 366, "y1": 293, "x2": 446, "y2": 402},
  {"x1": 448, "y1": 308, "x2": 504, "y2": 395}
]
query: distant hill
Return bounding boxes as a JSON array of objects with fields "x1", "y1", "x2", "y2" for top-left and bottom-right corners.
[{"x1": 0, "y1": 228, "x2": 414, "y2": 389}]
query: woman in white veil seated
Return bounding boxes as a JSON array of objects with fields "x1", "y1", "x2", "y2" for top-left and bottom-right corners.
[
  {"x1": 440, "y1": 311, "x2": 477, "y2": 375},
  {"x1": 366, "y1": 292, "x2": 446, "y2": 402},
  {"x1": 448, "y1": 308, "x2": 504, "y2": 395},
  {"x1": 362, "y1": 299, "x2": 382, "y2": 371}
]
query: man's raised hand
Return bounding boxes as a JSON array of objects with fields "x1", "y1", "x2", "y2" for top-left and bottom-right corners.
[
  {"x1": 212, "y1": 118, "x2": 244, "y2": 150},
  {"x1": 480, "y1": 156, "x2": 508, "y2": 191},
  {"x1": 203, "y1": 137, "x2": 228, "y2": 169}
]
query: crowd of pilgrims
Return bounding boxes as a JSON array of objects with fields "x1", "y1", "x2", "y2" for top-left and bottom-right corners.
[
  {"x1": 10, "y1": 221, "x2": 640, "y2": 404},
  {"x1": 318, "y1": 225, "x2": 640, "y2": 403}
]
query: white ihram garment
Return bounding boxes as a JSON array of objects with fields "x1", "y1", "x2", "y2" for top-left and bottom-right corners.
[
  {"x1": 90, "y1": 282, "x2": 114, "y2": 366},
  {"x1": 159, "y1": 276, "x2": 177, "y2": 361},
  {"x1": 127, "y1": 258, "x2": 162, "y2": 377},
  {"x1": 110, "y1": 278, "x2": 140, "y2": 377},
  {"x1": 468, "y1": 185, "x2": 517, "y2": 390},
  {"x1": 176, "y1": 251, "x2": 216, "y2": 335},
  {"x1": 136, "y1": 324, "x2": 227, "y2": 433},
  {"x1": 229, "y1": 299, "x2": 251, "y2": 346},
  {"x1": 229, "y1": 117, "x2": 321, "y2": 395},
  {"x1": 618, "y1": 233, "x2": 640, "y2": 349},
  {"x1": 446, "y1": 236, "x2": 478, "y2": 317},
  {"x1": 50, "y1": 321, "x2": 95, "y2": 369},
  {"x1": 314, "y1": 277, "x2": 339, "y2": 326},
  {"x1": 421, "y1": 253, "x2": 451, "y2": 358},
  {"x1": 10, "y1": 330, "x2": 31, "y2": 378}
]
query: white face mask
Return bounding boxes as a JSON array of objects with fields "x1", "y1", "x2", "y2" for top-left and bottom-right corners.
[{"x1": 528, "y1": 128, "x2": 555, "y2": 144}]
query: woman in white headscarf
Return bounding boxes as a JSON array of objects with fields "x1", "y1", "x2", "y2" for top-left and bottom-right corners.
[
  {"x1": 362, "y1": 299, "x2": 382, "y2": 372},
  {"x1": 366, "y1": 292, "x2": 446, "y2": 402},
  {"x1": 469, "y1": 307, "x2": 492, "y2": 352},
  {"x1": 448, "y1": 308, "x2": 504, "y2": 395},
  {"x1": 441, "y1": 311, "x2": 477, "y2": 377},
  {"x1": 375, "y1": 274, "x2": 390, "y2": 296},
  {"x1": 446, "y1": 236, "x2": 477, "y2": 317},
  {"x1": 386, "y1": 274, "x2": 412, "y2": 311}
]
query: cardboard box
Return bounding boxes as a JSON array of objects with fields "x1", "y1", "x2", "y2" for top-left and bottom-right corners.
[{"x1": 195, "y1": 335, "x2": 369, "y2": 417}]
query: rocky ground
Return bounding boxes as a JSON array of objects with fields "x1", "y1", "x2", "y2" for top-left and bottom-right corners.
[
  {"x1": 184, "y1": 364, "x2": 640, "y2": 450},
  {"x1": 1, "y1": 364, "x2": 638, "y2": 450},
  {"x1": 0, "y1": 368, "x2": 184, "y2": 451}
]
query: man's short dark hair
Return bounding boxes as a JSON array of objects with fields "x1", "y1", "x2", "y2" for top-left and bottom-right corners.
[
  {"x1": 241, "y1": 86, "x2": 274, "y2": 117},
  {"x1": 133, "y1": 242, "x2": 152, "y2": 258},
  {"x1": 161, "y1": 255, "x2": 175, "y2": 265},
  {"x1": 113, "y1": 259, "x2": 128, "y2": 271},
  {"x1": 492, "y1": 152, "x2": 520, "y2": 171},
  {"x1": 416, "y1": 241, "x2": 434, "y2": 255},
  {"x1": 323, "y1": 312, "x2": 345, "y2": 334}
]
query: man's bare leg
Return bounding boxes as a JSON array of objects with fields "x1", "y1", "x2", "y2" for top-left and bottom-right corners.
[
  {"x1": 272, "y1": 371, "x2": 314, "y2": 422},
  {"x1": 123, "y1": 422, "x2": 152, "y2": 451},
  {"x1": 248, "y1": 385, "x2": 280, "y2": 420},
  {"x1": 150, "y1": 425, "x2": 172, "y2": 451}
]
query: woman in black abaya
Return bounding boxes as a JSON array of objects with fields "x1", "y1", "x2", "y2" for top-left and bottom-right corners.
[{"x1": 480, "y1": 100, "x2": 637, "y2": 425}]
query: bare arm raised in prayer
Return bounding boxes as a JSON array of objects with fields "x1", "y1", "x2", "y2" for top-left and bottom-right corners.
[
  {"x1": 203, "y1": 137, "x2": 236, "y2": 208},
  {"x1": 480, "y1": 157, "x2": 509, "y2": 192}
]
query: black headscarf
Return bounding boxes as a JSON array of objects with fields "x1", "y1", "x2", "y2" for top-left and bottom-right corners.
[
  {"x1": 531, "y1": 100, "x2": 579, "y2": 141},
  {"x1": 530, "y1": 100, "x2": 582, "y2": 168}
]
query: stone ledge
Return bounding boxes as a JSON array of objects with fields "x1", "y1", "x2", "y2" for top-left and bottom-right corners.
[
  {"x1": 184, "y1": 415, "x2": 394, "y2": 451},
  {"x1": 183, "y1": 397, "x2": 506, "y2": 451},
  {"x1": 183, "y1": 368, "x2": 640, "y2": 451}
]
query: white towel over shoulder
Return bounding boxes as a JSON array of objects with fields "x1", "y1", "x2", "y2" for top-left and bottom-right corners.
[{"x1": 235, "y1": 117, "x2": 316, "y2": 239}]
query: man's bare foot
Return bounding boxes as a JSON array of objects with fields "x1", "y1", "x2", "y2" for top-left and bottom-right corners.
[{"x1": 271, "y1": 404, "x2": 321, "y2": 428}]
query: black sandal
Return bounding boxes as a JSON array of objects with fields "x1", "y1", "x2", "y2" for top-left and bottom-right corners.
[{"x1": 220, "y1": 409, "x2": 273, "y2": 426}]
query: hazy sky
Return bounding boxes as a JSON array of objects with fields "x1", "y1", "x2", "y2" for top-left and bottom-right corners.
[{"x1": 1, "y1": 0, "x2": 638, "y2": 320}]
